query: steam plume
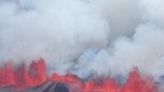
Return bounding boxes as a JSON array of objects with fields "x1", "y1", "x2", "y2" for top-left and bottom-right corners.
[{"x1": 0, "y1": 0, "x2": 164, "y2": 83}]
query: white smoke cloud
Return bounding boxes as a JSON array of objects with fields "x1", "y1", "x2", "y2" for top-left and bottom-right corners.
[
  {"x1": 0, "y1": 0, "x2": 110, "y2": 73},
  {"x1": 92, "y1": 0, "x2": 141, "y2": 40},
  {"x1": 75, "y1": 23, "x2": 164, "y2": 78},
  {"x1": 71, "y1": 0, "x2": 164, "y2": 79},
  {"x1": 0, "y1": 0, "x2": 164, "y2": 83}
]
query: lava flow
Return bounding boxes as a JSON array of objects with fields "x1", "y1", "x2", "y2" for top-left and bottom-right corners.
[{"x1": 0, "y1": 59, "x2": 158, "y2": 92}]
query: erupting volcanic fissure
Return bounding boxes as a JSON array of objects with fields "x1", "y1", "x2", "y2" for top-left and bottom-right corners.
[
  {"x1": 0, "y1": 0, "x2": 164, "y2": 92},
  {"x1": 0, "y1": 59, "x2": 158, "y2": 92}
]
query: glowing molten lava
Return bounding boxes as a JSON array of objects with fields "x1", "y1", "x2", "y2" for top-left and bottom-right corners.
[{"x1": 0, "y1": 59, "x2": 158, "y2": 92}]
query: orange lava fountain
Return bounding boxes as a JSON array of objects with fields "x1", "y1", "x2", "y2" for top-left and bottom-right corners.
[{"x1": 0, "y1": 59, "x2": 158, "y2": 92}]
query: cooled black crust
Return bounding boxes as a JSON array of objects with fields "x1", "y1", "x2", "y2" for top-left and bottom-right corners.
[{"x1": 40, "y1": 82, "x2": 69, "y2": 92}]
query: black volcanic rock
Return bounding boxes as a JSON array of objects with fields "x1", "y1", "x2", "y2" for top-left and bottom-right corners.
[
  {"x1": 35, "y1": 82, "x2": 69, "y2": 92},
  {"x1": 0, "y1": 82, "x2": 69, "y2": 92}
]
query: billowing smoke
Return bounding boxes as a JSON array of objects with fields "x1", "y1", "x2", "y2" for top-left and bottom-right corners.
[{"x1": 0, "y1": 0, "x2": 164, "y2": 84}]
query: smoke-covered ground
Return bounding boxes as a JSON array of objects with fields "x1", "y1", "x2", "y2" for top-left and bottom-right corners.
[{"x1": 0, "y1": 0, "x2": 164, "y2": 86}]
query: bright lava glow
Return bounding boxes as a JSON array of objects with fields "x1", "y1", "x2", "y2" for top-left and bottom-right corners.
[{"x1": 0, "y1": 59, "x2": 158, "y2": 92}]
